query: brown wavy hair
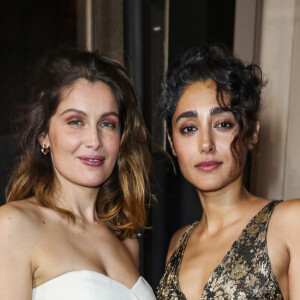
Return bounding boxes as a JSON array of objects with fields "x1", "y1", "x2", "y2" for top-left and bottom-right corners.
[{"x1": 6, "y1": 48, "x2": 152, "y2": 239}]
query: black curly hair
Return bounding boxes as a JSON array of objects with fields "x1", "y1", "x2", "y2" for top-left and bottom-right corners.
[{"x1": 161, "y1": 44, "x2": 264, "y2": 158}]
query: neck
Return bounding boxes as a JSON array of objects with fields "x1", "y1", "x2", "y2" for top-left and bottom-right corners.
[
  {"x1": 53, "y1": 177, "x2": 100, "y2": 223},
  {"x1": 197, "y1": 175, "x2": 253, "y2": 232}
]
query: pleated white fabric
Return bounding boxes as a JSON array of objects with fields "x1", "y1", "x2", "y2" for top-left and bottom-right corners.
[{"x1": 32, "y1": 270, "x2": 155, "y2": 300}]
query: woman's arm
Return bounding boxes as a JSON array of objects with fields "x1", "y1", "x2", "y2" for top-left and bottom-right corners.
[
  {"x1": 274, "y1": 199, "x2": 300, "y2": 299},
  {"x1": 0, "y1": 203, "x2": 34, "y2": 299},
  {"x1": 283, "y1": 199, "x2": 300, "y2": 299}
]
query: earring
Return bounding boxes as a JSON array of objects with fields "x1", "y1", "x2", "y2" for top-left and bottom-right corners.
[{"x1": 41, "y1": 144, "x2": 50, "y2": 155}]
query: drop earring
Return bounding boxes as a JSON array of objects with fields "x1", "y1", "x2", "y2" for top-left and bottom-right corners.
[{"x1": 41, "y1": 144, "x2": 50, "y2": 155}]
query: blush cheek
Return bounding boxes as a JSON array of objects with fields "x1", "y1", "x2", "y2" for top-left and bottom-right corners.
[
  {"x1": 56, "y1": 132, "x2": 82, "y2": 154},
  {"x1": 110, "y1": 142, "x2": 120, "y2": 162},
  {"x1": 174, "y1": 137, "x2": 194, "y2": 160},
  {"x1": 105, "y1": 133, "x2": 120, "y2": 152}
]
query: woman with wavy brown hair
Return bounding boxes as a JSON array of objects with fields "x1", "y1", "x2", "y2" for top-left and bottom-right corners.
[{"x1": 0, "y1": 48, "x2": 155, "y2": 300}]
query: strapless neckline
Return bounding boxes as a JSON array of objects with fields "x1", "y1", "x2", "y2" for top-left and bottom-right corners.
[
  {"x1": 33, "y1": 269, "x2": 141, "y2": 290},
  {"x1": 32, "y1": 269, "x2": 156, "y2": 300}
]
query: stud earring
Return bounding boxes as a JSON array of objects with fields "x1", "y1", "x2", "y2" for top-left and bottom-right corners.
[{"x1": 41, "y1": 144, "x2": 50, "y2": 155}]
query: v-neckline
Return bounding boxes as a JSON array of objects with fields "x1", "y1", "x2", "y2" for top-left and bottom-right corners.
[{"x1": 175, "y1": 201, "x2": 275, "y2": 300}]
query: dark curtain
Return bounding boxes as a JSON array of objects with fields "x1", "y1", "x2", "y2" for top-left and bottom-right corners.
[
  {"x1": 0, "y1": 0, "x2": 77, "y2": 204},
  {"x1": 0, "y1": 135, "x2": 17, "y2": 205}
]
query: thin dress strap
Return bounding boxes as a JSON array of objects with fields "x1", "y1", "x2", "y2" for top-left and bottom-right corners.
[{"x1": 157, "y1": 221, "x2": 198, "y2": 299}]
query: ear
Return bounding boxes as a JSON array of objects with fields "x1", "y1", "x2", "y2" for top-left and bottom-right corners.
[
  {"x1": 248, "y1": 121, "x2": 260, "y2": 150},
  {"x1": 168, "y1": 134, "x2": 177, "y2": 157},
  {"x1": 38, "y1": 132, "x2": 50, "y2": 148}
]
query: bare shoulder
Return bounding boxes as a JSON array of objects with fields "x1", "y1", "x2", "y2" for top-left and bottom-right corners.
[
  {"x1": 270, "y1": 199, "x2": 300, "y2": 242},
  {"x1": 0, "y1": 199, "x2": 43, "y2": 297},
  {"x1": 122, "y1": 236, "x2": 139, "y2": 268},
  {"x1": 0, "y1": 198, "x2": 43, "y2": 239},
  {"x1": 0, "y1": 199, "x2": 42, "y2": 269},
  {"x1": 166, "y1": 224, "x2": 191, "y2": 264},
  {"x1": 272, "y1": 198, "x2": 300, "y2": 221}
]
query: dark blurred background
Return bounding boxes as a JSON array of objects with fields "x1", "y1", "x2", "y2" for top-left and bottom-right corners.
[{"x1": 0, "y1": 0, "x2": 241, "y2": 289}]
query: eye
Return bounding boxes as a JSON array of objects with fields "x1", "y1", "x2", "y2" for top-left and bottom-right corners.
[
  {"x1": 100, "y1": 121, "x2": 117, "y2": 128},
  {"x1": 180, "y1": 125, "x2": 197, "y2": 134},
  {"x1": 68, "y1": 119, "x2": 83, "y2": 126},
  {"x1": 215, "y1": 121, "x2": 234, "y2": 130}
]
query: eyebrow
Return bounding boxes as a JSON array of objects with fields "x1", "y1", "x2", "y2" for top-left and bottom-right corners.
[
  {"x1": 210, "y1": 106, "x2": 230, "y2": 116},
  {"x1": 175, "y1": 110, "x2": 198, "y2": 123},
  {"x1": 175, "y1": 107, "x2": 231, "y2": 124},
  {"x1": 60, "y1": 109, "x2": 119, "y2": 118}
]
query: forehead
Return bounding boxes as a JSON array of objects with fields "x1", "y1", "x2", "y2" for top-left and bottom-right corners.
[
  {"x1": 174, "y1": 80, "x2": 220, "y2": 114},
  {"x1": 57, "y1": 79, "x2": 118, "y2": 112}
]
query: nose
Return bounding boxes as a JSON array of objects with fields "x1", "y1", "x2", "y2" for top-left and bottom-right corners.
[
  {"x1": 85, "y1": 126, "x2": 103, "y2": 149},
  {"x1": 199, "y1": 128, "x2": 215, "y2": 154}
]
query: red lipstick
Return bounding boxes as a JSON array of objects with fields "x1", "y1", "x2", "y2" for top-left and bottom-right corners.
[
  {"x1": 195, "y1": 160, "x2": 222, "y2": 172},
  {"x1": 78, "y1": 155, "x2": 105, "y2": 167}
]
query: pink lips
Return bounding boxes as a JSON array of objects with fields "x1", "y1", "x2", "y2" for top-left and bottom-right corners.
[
  {"x1": 78, "y1": 155, "x2": 105, "y2": 167},
  {"x1": 195, "y1": 160, "x2": 222, "y2": 172}
]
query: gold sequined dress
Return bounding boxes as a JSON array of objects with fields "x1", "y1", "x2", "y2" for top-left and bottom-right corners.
[{"x1": 157, "y1": 201, "x2": 284, "y2": 299}]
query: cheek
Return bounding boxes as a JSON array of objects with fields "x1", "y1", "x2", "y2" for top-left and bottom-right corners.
[
  {"x1": 50, "y1": 130, "x2": 82, "y2": 154},
  {"x1": 214, "y1": 131, "x2": 236, "y2": 153},
  {"x1": 223, "y1": 140, "x2": 247, "y2": 176},
  {"x1": 217, "y1": 138, "x2": 232, "y2": 155},
  {"x1": 105, "y1": 134, "x2": 120, "y2": 156},
  {"x1": 173, "y1": 137, "x2": 196, "y2": 166}
]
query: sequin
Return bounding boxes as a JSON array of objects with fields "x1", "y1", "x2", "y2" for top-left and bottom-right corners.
[{"x1": 156, "y1": 201, "x2": 284, "y2": 299}]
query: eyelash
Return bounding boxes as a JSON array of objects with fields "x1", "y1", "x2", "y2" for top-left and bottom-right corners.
[
  {"x1": 68, "y1": 119, "x2": 82, "y2": 126},
  {"x1": 68, "y1": 119, "x2": 117, "y2": 129},
  {"x1": 214, "y1": 121, "x2": 234, "y2": 130},
  {"x1": 180, "y1": 126, "x2": 197, "y2": 134},
  {"x1": 180, "y1": 121, "x2": 235, "y2": 135},
  {"x1": 100, "y1": 121, "x2": 116, "y2": 128}
]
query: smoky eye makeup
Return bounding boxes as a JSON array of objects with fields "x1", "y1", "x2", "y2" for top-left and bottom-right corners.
[
  {"x1": 100, "y1": 119, "x2": 119, "y2": 129},
  {"x1": 68, "y1": 119, "x2": 81, "y2": 124},
  {"x1": 100, "y1": 114, "x2": 120, "y2": 128},
  {"x1": 64, "y1": 116, "x2": 84, "y2": 128},
  {"x1": 212, "y1": 115, "x2": 237, "y2": 130},
  {"x1": 214, "y1": 121, "x2": 235, "y2": 130},
  {"x1": 179, "y1": 123, "x2": 198, "y2": 134}
]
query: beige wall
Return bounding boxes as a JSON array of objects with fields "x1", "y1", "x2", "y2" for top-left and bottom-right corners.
[
  {"x1": 235, "y1": 0, "x2": 300, "y2": 200},
  {"x1": 284, "y1": 0, "x2": 300, "y2": 199}
]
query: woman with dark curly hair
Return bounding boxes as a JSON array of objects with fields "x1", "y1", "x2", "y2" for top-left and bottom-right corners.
[
  {"x1": 0, "y1": 49, "x2": 155, "y2": 299},
  {"x1": 157, "y1": 45, "x2": 300, "y2": 299}
]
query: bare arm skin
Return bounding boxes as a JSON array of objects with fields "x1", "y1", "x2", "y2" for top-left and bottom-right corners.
[
  {"x1": 0, "y1": 203, "x2": 36, "y2": 300},
  {"x1": 275, "y1": 199, "x2": 300, "y2": 299}
]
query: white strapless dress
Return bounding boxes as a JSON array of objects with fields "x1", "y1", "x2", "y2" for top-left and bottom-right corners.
[{"x1": 32, "y1": 270, "x2": 155, "y2": 300}]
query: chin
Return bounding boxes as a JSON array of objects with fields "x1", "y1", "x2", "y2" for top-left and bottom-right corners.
[
  {"x1": 84, "y1": 181, "x2": 102, "y2": 187},
  {"x1": 73, "y1": 177, "x2": 107, "y2": 189},
  {"x1": 195, "y1": 177, "x2": 241, "y2": 193},
  {"x1": 80, "y1": 172, "x2": 112, "y2": 186},
  {"x1": 196, "y1": 185, "x2": 221, "y2": 193}
]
